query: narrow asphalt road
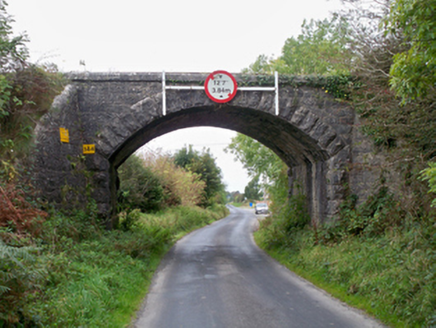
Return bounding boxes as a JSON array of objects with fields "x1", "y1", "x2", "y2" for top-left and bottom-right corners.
[{"x1": 134, "y1": 206, "x2": 384, "y2": 328}]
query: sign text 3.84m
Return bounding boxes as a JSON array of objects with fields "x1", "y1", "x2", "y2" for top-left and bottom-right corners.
[{"x1": 204, "y1": 70, "x2": 238, "y2": 103}]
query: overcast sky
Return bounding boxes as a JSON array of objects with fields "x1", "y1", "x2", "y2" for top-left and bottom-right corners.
[{"x1": 8, "y1": 0, "x2": 342, "y2": 192}]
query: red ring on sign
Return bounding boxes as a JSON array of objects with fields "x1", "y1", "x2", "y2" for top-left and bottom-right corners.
[{"x1": 204, "y1": 70, "x2": 238, "y2": 103}]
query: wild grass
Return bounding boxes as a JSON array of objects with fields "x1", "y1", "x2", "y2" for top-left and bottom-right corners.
[
  {"x1": 0, "y1": 204, "x2": 228, "y2": 327},
  {"x1": 255, "y1": 201, "x2": 436, "y2": 327}
]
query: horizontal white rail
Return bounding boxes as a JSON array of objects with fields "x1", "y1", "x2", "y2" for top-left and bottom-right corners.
[
  {"x1": 239, "y1": 87, "x2": 276, "y2": 91},
  {"x1": 165, "y1": 86, "x2": 275, "y2": 92},
  {"x1": 162, "y1": 71, "x2": 279, "y2": 116},
  {"x1": 165, "y1": 85, "x2": 204, "y2": 90}
]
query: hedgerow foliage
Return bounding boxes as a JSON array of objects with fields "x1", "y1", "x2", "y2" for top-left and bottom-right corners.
[
  {"x1": 420, "y1": 162, "x2": 436, "y2": 208},
  {"x1": 0, "y1": 4, "x2": 66, "y2": 324},
  {"x1": 142, "y1": 150, "x2": 206, "y2": 207},
  {"x1": 0, "y1": 237, "x2": 46, "y2": 325},
  {"x1": 117, "y1": 155, "x2": 165, "y2": 212},
  {"x1": 0, "y1": 184, "x2": 47, "y2": 235},
  {"x1": 117, "y1": 151, "x2": 207, "y2": 213},
  {"x1": 173, "y1": 145, "x2": 226, "y2": 207},
  {"x1": 0, "y1": 8, "x2": 64, "y2": 166},
  {"x1": 0, "y1": 0, "x2": 64, "y2": 240},
  {"x1": 1, "y1": 199, "x2": 228, "y2": 326}
]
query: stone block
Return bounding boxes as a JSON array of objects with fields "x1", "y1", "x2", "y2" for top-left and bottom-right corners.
[
  {"x1": 318, "y1": 128, "x2": 337, "y2": 148},
  {"x1": 299, "y1": 112, "x2": 319, "y2": 134},
  {"x1": 326, "y1": 184, "x2": 345, "y2": 200},
  {"x1": 290, "y1": 107, "x2": 309, "y2": 126},
  {"x1": 326, "y1": 169, "x2": 347, "y2": 185},
  {"x1": 326, "y1": 136, "x2": 345, "y2": 156}
]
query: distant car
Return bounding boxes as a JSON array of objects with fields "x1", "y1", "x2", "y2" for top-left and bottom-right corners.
[{"x1": 255, "y1": 203, "x2": 269, "y2": 215}]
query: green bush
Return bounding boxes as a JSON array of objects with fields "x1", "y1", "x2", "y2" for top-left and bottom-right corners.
[
  {"x1": 256, "y1": 217, "x2": 436, "y2": 327},
  {"x1": 0, "y1": 237, "x2": 46, "y2": 326},
  {"x1": 258, "y1": 193, "x2": 310, "y2": 250},
  {"x1": 118, "y1": 155, "x2": 164, "y2": 212},
  {"x1": 137, "y1": 205, "x2": 228, "y2": 237},
  {"x1": 255, "y1": 183, "x2": 436, "y2": 327},
  {"x1": 315, "y1": 186, "x2": 408, "y2": 245},
  {"x1": 173, "y1": 146, "x2": 225, "y2": 207},
  {"x1": 420, "y1": 162, "x2": 436, "y2": 208}
]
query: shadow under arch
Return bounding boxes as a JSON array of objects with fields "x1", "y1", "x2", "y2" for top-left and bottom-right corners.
[{"x1": 109, "y1": 105, "x2": 330, "y2": 225}]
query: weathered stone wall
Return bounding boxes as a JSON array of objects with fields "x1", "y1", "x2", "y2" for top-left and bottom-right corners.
[{"x1": 33, "y1": 72, "x2": 381, "y2": 227}]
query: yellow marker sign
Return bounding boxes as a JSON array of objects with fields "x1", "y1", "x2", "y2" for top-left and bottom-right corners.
[
  {"x1": 59, "y1": 128, "x2": 69, "y2": 143},
  {"x1": 83, "y1": 144, "x2": 96, "y2": 154}
]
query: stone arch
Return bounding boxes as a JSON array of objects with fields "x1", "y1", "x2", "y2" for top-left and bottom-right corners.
[{"x1": 33, "y1": 73, "x2": 375, "y2": 228}]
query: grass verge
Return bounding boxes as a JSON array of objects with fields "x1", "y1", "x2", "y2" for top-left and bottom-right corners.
[
  {"x1": 254, "y1": 219, "x2": 436, "y2": 327},
  {"x1": 1, "y1": 204, "x2": 229, "y2": 327}
]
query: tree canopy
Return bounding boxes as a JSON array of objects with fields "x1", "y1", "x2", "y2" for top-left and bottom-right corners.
[
  {"x1": 239, "y1": 0, "x2": 436, "y2": 210},
  {"x1": 0, "y1": 1, "x2": 28, "y2": 73},
  {"x1": 0, "y1": 2, "x2": 64, "y2": 178},
  {"x1": 225, "y1": 134, "x2": 283, "y2": 183},
  {"x1": 173, "y1": 145, "x2": 225, "y2": 206},
  {"x1": 244, "y1": 177, "x2": 262, "y2": 201},
  {"x1": 243, "y1": 16, "x2": 352, "y2": 76},
  {"x1": 385, "y1": 0, "x2": 436, "y2": 102}
]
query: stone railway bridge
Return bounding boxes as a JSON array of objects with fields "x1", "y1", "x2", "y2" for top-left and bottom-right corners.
[{"x1": 33, "y1": 72, "x2": 380, "y2": 227}]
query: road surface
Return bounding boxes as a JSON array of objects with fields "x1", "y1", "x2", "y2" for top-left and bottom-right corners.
[{"x1": 134, "y1": 206, "x2": 384, "y2": 328}]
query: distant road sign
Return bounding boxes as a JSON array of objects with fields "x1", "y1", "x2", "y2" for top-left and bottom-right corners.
[{"x1": 204, "y1": 70, "x2": 237, "y2": 103}]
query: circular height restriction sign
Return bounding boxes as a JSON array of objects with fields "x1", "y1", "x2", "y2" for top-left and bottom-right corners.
[{"x1": 204, "y1": 70, "x2": 238, "y2": 103}]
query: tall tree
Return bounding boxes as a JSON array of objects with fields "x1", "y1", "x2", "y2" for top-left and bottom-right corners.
[
  {"x1": 385, "y1": 0, "x2": 436, "y2": 102},
  {"x1": 243, "y1": 16, "x2": 353, "y2": 76},
  {"x1": 279, "y1": 16, "x2": 352, "y2": 75},
  {"x1": 225, "y1": 134, "x2": 283, "y2": 183},
  {"x1": 240, "y1": 0, "x2": 436, "y2": 215},
  {"x1": 0, "y1": 0, "x2": 28, "y2": 120},
  {"x1": 244, "y1": 177, "x2": 262, "y2": 201},
  {"x1": 0, "y1": 1, "x2": 28, "y2": 73},
  {"x1": 0, "y1": 2, "x2": 64, "y2": 175},
  {"x1": 0, "y1": 0, "x2": 27, "y2": 123},
  {"x1": 173, "y1": 146, "x2": 225, "y2": 206},
  {"x1": 226, "y1": 134, "x2": 290, "y2": 215}
]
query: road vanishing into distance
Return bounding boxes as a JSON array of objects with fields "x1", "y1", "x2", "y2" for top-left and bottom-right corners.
[{"x1": 134, "y1": 206, "x2": 384, "y2": 328}]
